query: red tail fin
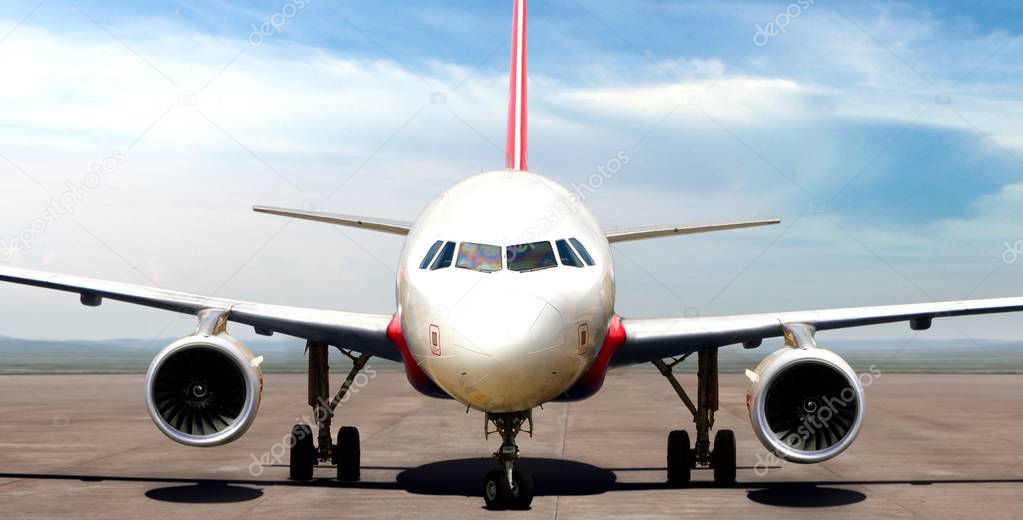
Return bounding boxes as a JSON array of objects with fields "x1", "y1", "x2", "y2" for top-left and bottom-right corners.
[{"x1": 505, "y1": 0, "x2": 527, "y2": 171}]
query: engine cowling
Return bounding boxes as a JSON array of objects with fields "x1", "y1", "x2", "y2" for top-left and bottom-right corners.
[
  {"x1": 145, "y1": 333, "x2": 263, "y2": 447},
  {"x1": 747, "y1": 346, "x2": 864, "y2": 463}
]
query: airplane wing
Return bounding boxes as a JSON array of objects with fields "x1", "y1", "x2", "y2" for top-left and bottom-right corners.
[
  {"x1": 611, "y1": 297, "x2": 1023, "y2": 366},
  {"x1": 0, "y1": 266, "x2": 401, "y2": 361},
  {"x1": 605, "y1": 218, "x2": 780, "y2": 243},
  {"x1": 253, "y1": 205, "x2": 412, "y2": 236}
]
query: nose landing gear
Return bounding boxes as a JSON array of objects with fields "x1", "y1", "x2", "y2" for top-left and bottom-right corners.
[
  {"x1": 483, "y1": 411, "x2": 535, "y2": 510},
  {"x1": 655, "y1": 348, "x2": 737, "y2": 486}
]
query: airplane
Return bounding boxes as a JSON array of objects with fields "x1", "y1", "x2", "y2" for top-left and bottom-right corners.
[{"x1": 3, "y1": 0, "x2": 1023, "y2": 511}]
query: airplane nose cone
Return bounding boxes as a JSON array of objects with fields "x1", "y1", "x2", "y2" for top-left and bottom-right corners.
[
  {"x1": 448, "y1": 289, "x2": 568, "y2": 411},
  {"x1": 453, "y1": 291, "x2": 564, "y2": 360}
]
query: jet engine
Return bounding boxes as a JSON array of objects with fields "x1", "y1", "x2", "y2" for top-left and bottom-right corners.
[
  {"x1": 746, "y1": 345, "x2": 864, "y2": 463},
  {"x1": 145, "y1": 333, "x2": 263, "y2": 447}
]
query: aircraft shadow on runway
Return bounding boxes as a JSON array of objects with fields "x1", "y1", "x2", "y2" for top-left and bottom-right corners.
[{"x1": 3, "y1": 457, "x2": 1020, "y2": 507}]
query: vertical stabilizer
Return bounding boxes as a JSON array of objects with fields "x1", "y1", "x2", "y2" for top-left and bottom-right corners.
[{"x1": 505, "y1": 0, "x2": 528, "y2": 171}]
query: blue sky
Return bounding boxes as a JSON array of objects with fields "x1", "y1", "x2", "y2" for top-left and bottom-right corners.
[{"x1": 0, "y1": 0, "x2": 1021, "y2": 345}]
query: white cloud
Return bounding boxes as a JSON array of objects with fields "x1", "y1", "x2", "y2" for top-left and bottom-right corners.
[{"x1": 557, "y1": 76, "x2": 813, "y2": 124}]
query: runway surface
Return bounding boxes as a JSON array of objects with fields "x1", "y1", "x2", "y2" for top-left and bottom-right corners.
[{"x1": 2, "y1": 370, "x2": 1023, "y2": 519}]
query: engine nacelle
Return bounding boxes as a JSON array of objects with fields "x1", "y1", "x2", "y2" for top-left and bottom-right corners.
[
  {"x1": 747, "y1": 346, "x2": 864, "y2": 463},
  {"x1": 145, "y1": 333, "x2": 263, "y2": 447}
]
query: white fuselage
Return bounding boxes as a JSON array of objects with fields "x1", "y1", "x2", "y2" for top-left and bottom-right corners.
[{"x1": 397, "y1": 171, "x2": 615, "y2": 412}]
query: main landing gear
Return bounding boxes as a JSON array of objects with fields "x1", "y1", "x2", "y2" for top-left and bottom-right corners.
[
  {"x1": 483, "y1": 411, "x2": 535, "y2": 510},
  {"x1": 654, "y1": 348, "x2": 737, "y2": 486},
  {"x1": 289, "y1": 341, "x2": 370, "y2": 482}
]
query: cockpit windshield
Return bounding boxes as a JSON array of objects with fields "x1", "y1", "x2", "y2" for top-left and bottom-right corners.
[
  {"x1": 506, "y1": 241, "x2": 558, "y2": 272},
  {"x1": 556, "y1": 239, "x2": 584, "y2": 267},
  {"x1": 430, "y1": 241, "x2": 456, "y2": 270},
  {"x1": 568, "y1": 237, "x2": 595, "y2": 266},
  {"x1": 421, "y1": 238, "x2": 594, "y2": 273},
  {"x1": 419, "y1": 240, "x2": 443, "y2": 269},
  {"x1": 456, "y1": 242, "x2": 503, "y2": 272}
]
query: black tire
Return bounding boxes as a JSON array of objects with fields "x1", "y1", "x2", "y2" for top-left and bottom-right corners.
[
  {"x1": 483, "y1": 469, "x2": 513, "y2": 510},
  {"x1": 510, "y1": 469, "x2": 535, "y2": 510},
  {"x1": 289, "y1": 424, "x2": 314, "y2": 481},
  {"x1": 336, "y1": 426, "x2": 361, "y2": 481},
  {"x1": 667, "y1": 429, "x2": 691, "y2": 486},
  {"x1": 712, "y1": 429, "x2": 737, "y2": 485}
]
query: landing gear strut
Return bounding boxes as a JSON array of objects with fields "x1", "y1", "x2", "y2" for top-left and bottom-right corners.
[
  {"x1": 288, "y1": 340, "x2": 370, "y2": 482},
  {"x1": 483, "y1": 411, "x2": 535, "y2": 510},
  {"x1": 654, "y1": 348, "x2": 736, "y2": 486}
]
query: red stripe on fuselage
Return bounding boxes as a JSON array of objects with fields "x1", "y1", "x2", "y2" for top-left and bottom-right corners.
[
  {"x1": 387, "y1": 314, "x2": 449, "y2": 398},
  {"x1": 557, "y1": 315, "x2": 626, "y2": 400},
  {"x1": 505, "y1": 0, "x2": 527, "y2": 171}
]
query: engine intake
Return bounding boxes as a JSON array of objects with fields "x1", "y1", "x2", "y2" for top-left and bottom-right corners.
[
  {"x1": 747, "y1": 346, "x2": 864, "y2": 463},
  {"x1": 145, "y1": 334, "x2": 262, "y2": 447}
]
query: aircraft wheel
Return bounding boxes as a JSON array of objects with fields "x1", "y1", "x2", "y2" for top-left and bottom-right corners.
[
  {"x1": 336, "y1": 426, "x2": 361, "y2": 481},
  {"x1": 667, "y1": 429, "x2": 692, "y2": 486},
  {"x1": 483, "y1": 469, "x2": 533, "y2": 510},
  {"x1": 484, "y1": 469, "x2": 512, "y2": 509},
  {"x1": 712, "y1": 429, "x2": 737, "y2": 485},
  {"x1": 510, "y1": 469, "x2": 534, "y2": 510},
  {"x1": 289, "y1": 424, "x2": 314, "y2": 481}
]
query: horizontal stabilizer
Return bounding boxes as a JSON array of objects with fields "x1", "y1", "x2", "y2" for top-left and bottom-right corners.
[
  {"x1": 605, "y1": 218, "x2": 781, "y2": 243},
  {"x1": 253, "y1": 206, "x2": 412, "y2": 236}
]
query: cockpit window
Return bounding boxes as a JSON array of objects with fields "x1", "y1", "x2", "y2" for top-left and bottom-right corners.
[
  {"x1": 556, "y1": 239, "x2": 584, "y2": 268},
  {"x1": 456, "y1": 242, "x2": 503, "y2": 272},
  {"x1": 507, "y1": 241, "x2": 558, "y2": 272},
  {"x1": 419, "y1": 240, "x2": 444, "y2": 269},
  {"x1": 430, "y1": 241, "x2": 456, "y2": 270},
  {"x1": 569, "y1": 237, "x2": 595, "y2": 266}
]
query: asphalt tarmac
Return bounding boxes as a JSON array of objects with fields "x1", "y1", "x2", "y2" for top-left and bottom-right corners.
[{"x1": 2, "y1": 370, "x2": 1022, "y2": 519}]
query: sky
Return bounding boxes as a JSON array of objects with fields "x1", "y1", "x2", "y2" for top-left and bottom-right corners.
[{"x1": 0, "y1": 0, "x2": 1021, "y2": 348}]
